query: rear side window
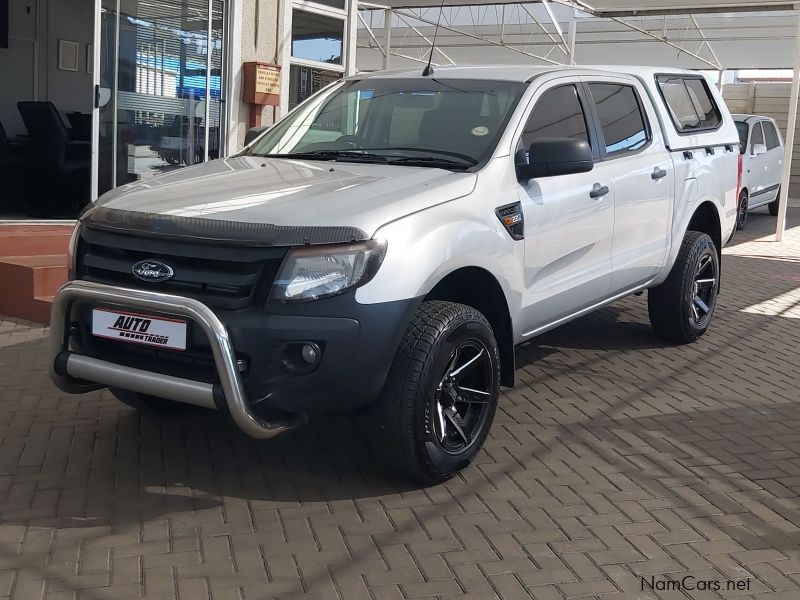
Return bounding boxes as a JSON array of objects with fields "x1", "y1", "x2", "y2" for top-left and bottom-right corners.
[
  {"x1": 588, "y1": 83, "x2": 648, "y2": 156},
  {"x1": 521, "y1": 84, "x2": 590, "y2": 150},
  {"x1": 656, "y1": 75, "x2": 722, "y2": 132},
  {"x1": 762, "y1": 121, "x2": 780, "y2": 150}
]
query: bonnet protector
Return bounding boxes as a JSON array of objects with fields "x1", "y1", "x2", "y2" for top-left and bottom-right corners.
[{"x1": 85, "y1": 207, "x2": 370, "y2": 247}]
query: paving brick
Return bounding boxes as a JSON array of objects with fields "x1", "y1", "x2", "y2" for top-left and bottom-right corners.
[{"x1": 0, "y1": 203, "x2": 799, "y2": 599}]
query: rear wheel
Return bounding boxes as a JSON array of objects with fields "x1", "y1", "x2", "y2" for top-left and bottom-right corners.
[
  {"x1": 648, "y1": 231, "x2": 719, "y2": 344},
  {"x1": 769, "y1": 190, "x2": 781, "y2": 216},
  {"x1": 369, "y1": 301, "x2": 500, "y2": 484},
  {"x1": 736, "y1": 190, "x2": 748, "y2": 229},
  {"x1": 110, "y1": 388, "x2": 194, "y2": 413}
]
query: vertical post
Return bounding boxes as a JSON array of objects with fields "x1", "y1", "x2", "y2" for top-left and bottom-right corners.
[
  {"x1": 90, "y1": 0, "x2": 101, "y2": 201},
  {"x1": 345, "y1": 0, "x2": 358, "y2": 76},
  {"x1": 111, "y1": 0, "x2": 120, "y2": 189},
  {"x1": 776, "y1": 7, "x2": 800, "y2": 242},
  {"x1": 567, "y1": 9, "x2": 577, "y2": 65},
  {"x1": 382, "y1": 9, "x2": 392, "y2": 70},
  {"x1": 204, "y1": 0, "x2": 212, "y2": 162},
  {"x1": 717, "y1": 69, "x2": 723, "y2": 91}
]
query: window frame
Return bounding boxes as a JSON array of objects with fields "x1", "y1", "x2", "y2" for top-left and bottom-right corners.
[
  {"x1": 583, "y1": 80, "x2": 652, "y2": 161},
  {"x1": 513, "y1": 80, "x2": 601, "y2": 164},
  {"x1": 289, "y1": 6, "x2": 347, "y2": 70},
  {"x1": 654, "y1": 74, "x2": 723, "y2": 136}
]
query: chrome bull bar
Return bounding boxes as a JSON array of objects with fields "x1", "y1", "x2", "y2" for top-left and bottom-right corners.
[{"x1": 49, "y1": 280, "x2": 307, "y2": 439}]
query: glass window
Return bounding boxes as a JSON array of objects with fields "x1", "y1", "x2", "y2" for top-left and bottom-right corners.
[
  {"x1": 98, "y1": 0, "x2": 224, "y2": 196},
  {"x1": 762, "y1": 121, "x2": 780, "y2": 150},
  {"x1": 684, "y1": 78, "x2": 721, "y2": 129},
  {"x1": 589, "y1": 83, "x2": 648, "y2": 155},
  {"x1": 750, "y1": 121, "x2": 764, "y2": 151},
  {"x1": 247, "y1": 78, "x2": 526, "y2": 169},
  {"x1": 657, "y1": 77, "x2": 700, "y2": 131},
  {"x1": 735, "y1": 121, "x2": 749, "y2": 154},
  {"x1": 520, "y1": 85, "x2": 589, "y2": 151},
  {"x1": 288, "y1": 64, "x2": 342, "y2": 111},
  {"x1": 656, "y1": 75, "x2": 721, "y2": 132},
  {"x1": 291, "y1": 10, "x2": 344, "y2": 65}
]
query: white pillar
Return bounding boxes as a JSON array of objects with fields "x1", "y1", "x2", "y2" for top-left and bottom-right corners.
[
  {"x1": 567, "y1": 10, "x2": 577, "y2": 65},
  {"x1": 345, "y1": 0, "x2": 359, "y2": 76},
  {"x1": 776, "y1": 8, "x2": 800, "y2": 242},
  {"x1": 382, "y1": 9, "x2": 392, "y2": 71}
]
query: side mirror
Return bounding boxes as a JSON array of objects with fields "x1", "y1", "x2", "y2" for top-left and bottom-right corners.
[
  {"x1": 752, "y1": 143, "x2": 767, "y2": 157},
  {"x1": 244, "y1": 125, "x2": 268, "y2": 146},
  {"x1": 516, "y1": 137, "x2": 593, "y2": 181}
]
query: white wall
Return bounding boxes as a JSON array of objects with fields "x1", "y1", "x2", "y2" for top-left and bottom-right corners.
[
  {"x1": 0, "y1": 0, "x2": 93, "y2": 137},
  {"x1": 39, "y1": 0, "x2": 94, "y2": 114}
]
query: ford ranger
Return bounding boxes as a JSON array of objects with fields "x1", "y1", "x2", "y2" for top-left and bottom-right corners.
[{"x1": 49, "y1": 66, "x2": 738, "y2": 483}]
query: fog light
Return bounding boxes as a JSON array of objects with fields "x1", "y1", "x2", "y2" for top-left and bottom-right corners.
[{"x1": 301, "y1": 343, "x2": 320, "y2": 364}]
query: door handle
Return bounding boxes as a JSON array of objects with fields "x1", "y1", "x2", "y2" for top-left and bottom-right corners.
[
  {"x1": 589, "y1": 183, "x2": 609, "y2": 198},
  {"x1": 651, "y1": 167, "x2": 667, "y2": 180}
]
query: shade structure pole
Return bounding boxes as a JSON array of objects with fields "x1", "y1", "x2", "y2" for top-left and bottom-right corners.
[
  {"x1": 776, "y1": 7, "x2": 800, "y2": 241},
  {"x1": 383, "y1": 9, "x2": 392, "y2": 70},
  {"x1": 567, "y1": 10, "x2": 577, "y2": 64}
]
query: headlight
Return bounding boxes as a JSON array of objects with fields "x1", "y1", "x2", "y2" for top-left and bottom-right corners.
[{"x1": 271, "y1": 240, "x2": 387, "y2": 302}]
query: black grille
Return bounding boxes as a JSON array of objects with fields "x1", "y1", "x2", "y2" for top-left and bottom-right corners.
[{"x1": 77, "y1": 226, "x2": 287, "y2": 310}]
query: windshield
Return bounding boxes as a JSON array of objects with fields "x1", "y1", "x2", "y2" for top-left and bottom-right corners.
[
  {"x1": 245, "y1": 78, "x2": 527, "y2": 170},
  {"x1": 735, "y1": 121, "x2": 749, "y2": 154}
]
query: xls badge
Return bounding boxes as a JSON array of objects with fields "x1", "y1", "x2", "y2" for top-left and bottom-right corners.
[{"x1": 131, "y1": 259, "x2": 174, "y2": 282}]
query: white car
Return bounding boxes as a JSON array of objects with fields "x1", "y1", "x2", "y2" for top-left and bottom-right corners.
[
  {"x1": 50, "y1": 66, "x2": 738, "y2": 483},
  {"x1": 733, "y1": 114, "x2": 783, "y2": 229}
]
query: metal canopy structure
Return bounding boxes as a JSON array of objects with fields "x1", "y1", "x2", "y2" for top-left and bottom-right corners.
[{"x1": 354, "y1": 0, "x2": 800, "y2": 240}]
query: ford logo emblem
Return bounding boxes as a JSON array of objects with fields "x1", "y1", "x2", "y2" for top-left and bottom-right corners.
[{"x1": 132, "y1": 260, "x2": 174, "y2": 282}]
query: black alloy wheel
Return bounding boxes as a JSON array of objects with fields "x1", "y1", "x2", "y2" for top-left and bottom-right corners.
[
  {"x1": 431, "y1": 340, "x2": 493, "y2": 455},
  {"x1": 737, "y1": 190, "x2": 748, "y2": 230},
  {"x1": 690, "y1": 249, "x2": 718, "y2": 330}
]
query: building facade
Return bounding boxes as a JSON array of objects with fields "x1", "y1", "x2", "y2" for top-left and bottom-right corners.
[{"x1": 0, "y1": 0, "x2": 357, "y2": 219}]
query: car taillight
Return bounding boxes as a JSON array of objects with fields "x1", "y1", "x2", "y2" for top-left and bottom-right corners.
[{"x1": 736, "y1": 154, "x2": 743, "y2": 198}]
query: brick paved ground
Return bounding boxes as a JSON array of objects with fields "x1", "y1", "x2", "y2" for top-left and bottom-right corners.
[{"x1": 1, "y1": 204, "x2": 799, "y2": 600}]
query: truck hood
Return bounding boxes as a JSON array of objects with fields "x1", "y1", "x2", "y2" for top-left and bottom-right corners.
[{"x1": 93, "y1": 156, "x2": 476, "y2": 240}]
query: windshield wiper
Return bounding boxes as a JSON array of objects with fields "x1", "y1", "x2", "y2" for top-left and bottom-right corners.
[
  {"x1": 366, "y1": 147, "x2": 478, "y2": 165},
  {"x1": 387, "y1": 156, "x2": 473, "y2": 170},
  {"x1": 262, "y1": 150, "x2": 388, "y2": 163}
]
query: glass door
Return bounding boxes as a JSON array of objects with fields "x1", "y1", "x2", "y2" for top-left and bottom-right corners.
[{"x1": 95, "y1": 0, "x2": 224, "y2": 198}]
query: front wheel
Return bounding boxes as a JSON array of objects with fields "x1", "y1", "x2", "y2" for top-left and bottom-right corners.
[
  {"x1": 648, "y1": 231, "x2": 719, "y2": 344},
  {"x1": 369, "y1": 301, "x2": 500, "y2": 484}
]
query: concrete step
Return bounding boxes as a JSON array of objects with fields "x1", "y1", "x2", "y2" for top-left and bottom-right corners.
[
  {"x1": 0, "y1": 224, "x2": 73, "y2": 258},
  {"x1": 32, "y1": 295, "x2": 56, "y2": 325},
  {"x1": 0, "y1": 255, "x2": 68, "y2": 325}
]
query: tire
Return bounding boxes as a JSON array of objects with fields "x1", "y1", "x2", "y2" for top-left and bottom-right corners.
[
  {"x1": 369, "y1": 301, "x2": 500, "y2": 484},
  {"x1": 110, "y1": 388, "x2": 195, "y2": 414},
  {"x1": 769, "y1": 193, "x2": 780, "y2": 216},
  {"x1": 648, "y1": 231, "x2": 720, "y2": 344},
  {"x1": 736, "y1": 190, "x2": 748, "y2": 230}
]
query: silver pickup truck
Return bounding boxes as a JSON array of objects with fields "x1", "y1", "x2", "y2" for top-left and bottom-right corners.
[{"x1": 50, "y1": 65, "x2": 738, "y2": 483}]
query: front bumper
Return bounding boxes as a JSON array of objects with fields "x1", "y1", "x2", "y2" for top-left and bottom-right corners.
[{"x1": 50, "y1": 280, "x2": 420, "y2": 438}]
